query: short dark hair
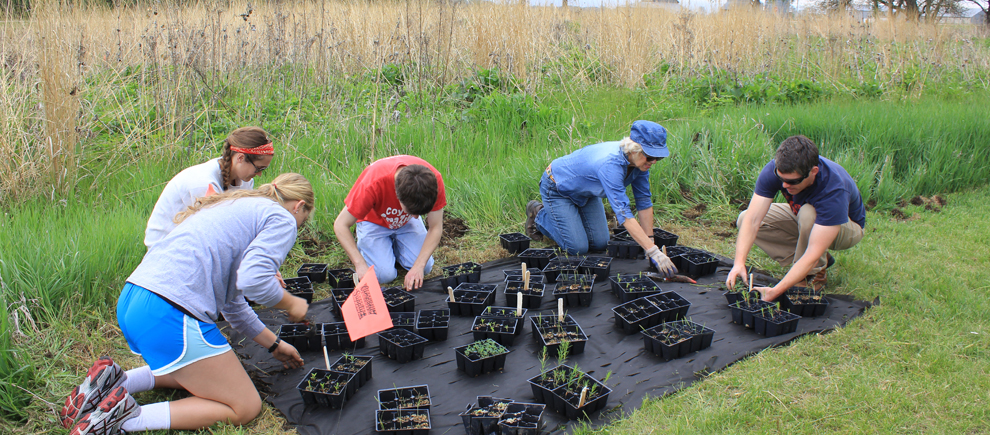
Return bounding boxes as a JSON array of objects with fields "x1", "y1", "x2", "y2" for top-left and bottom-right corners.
[
  {"x1": 395, "y1": 164, "x2": 438, "y2": 216},
  {"x1": 775, "y1": 135, "x2": 819, "y2": 176}
]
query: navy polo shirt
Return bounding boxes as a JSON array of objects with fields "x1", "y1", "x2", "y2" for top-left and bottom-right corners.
[{"x1": 754, "y1": 157, "x2": 866, "y2": 229}]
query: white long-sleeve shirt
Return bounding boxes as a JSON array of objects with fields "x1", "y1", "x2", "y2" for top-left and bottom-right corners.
[{"x1": 144, "y1": 158, "x2": 254, "y2": 247}]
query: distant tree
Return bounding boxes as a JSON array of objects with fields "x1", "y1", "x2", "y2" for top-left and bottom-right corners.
[
  {"x1": 819, "y1": 0, "x2": 966, "y2": 21},
  {"x1": 970, "y1": 0, "x2": 989, "y2": 25}
]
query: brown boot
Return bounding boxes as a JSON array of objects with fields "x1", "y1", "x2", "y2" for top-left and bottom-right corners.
[
  {"x1": 808, "y1": 268, "x2": 827, "y2": 292},
  {"x1": 525, "y1": 200, "x2": 544, "y2": 241}
]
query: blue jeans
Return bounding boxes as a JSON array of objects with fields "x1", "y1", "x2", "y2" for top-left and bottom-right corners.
[
  {"x1": 535, "y1": 172, "x2": 610, "y2": 255},
  {"x1": 356, "y1": 218, "x2": 434, "y2": 283}
]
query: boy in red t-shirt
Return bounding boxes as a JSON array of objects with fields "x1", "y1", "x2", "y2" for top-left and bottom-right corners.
[{"x1": 333, "y1": 155, "x2": 446, "y2": 289}]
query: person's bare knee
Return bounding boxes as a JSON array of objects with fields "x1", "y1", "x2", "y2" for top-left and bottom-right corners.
[{"x1": 228, "y1": 392, "x2": 262, "y2": 426}]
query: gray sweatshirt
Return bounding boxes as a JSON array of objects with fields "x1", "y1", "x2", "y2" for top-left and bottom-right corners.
[{"x1": 128, "y1": 196, "x2": 296, "y2": 339}]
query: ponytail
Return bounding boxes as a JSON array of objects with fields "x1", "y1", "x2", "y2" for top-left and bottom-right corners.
[{"x1": 174, "y1": 173, "x2": 315, "y2": 224}]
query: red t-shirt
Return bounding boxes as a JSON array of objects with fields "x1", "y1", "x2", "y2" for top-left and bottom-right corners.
[{"x1": 344, "y1": 155, "x2": 446, "y2": 229}]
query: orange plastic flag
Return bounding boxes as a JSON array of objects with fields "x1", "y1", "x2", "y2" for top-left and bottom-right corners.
[
  {"x1": 205, "y1": 185, "x2": 217, "y2": 197},
  {"x1": 342, "y1": 267, "x2": 393, "y2": 341}
]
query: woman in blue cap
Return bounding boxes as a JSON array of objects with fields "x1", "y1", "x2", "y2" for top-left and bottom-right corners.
[{"x1": 524, "y1": 120, "x2": 677, "y2": 276}]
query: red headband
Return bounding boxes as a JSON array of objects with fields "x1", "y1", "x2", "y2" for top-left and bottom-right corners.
[{"x1": 230, "y1": 142, "x2": 274, "y2": 155}]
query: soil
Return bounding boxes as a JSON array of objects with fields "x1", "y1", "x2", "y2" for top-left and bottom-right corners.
[
  {"x1": 681, "y1": 203, "x2": 707, "y2": 220},
  {"x1": 437, "y1": 214, "x2": 469, "y2": 245},
  {"x1": 296, "y1": 228, "x2": 335, "y2": 257},
  {"x1": 865, "y1": 199, "x2": 877, "y2": 210}
]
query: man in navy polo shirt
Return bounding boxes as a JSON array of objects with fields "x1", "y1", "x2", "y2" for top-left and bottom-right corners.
[{"x1": 726, "y1": 135, "x2": 865, "y2": 301}]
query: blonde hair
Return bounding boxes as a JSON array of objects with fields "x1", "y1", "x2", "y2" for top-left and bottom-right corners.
[
  {"x1": 620, "y1": 137, "x2": 644, "y2": 157},
  {"x1": 173, "y1": 173, "x2": 315, "y2": 224}
]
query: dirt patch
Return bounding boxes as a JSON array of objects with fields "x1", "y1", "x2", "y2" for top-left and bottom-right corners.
[
  {"x1": 297, "y1": 227, "x2": 335, "y2": 257},
  {"x1": 439, "y1": 214, "x2": 469, "y2": 246},
  {"x1": 865, "y1": 199, "x2": 877, "y2": 211},
  {"x1": 714, "y1": 231, "x2": 734, "y2": 239},
  {"x1": 681, "y1": 203, "x2": 708, "y2": 220},
  {"x1": 902, "y1": 195, "x2": 947, "y2": 213}
]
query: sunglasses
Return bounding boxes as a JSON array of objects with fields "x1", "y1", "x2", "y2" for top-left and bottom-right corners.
[
  {"x1": 248, "y1": 159, "x2": 268, "y2": 174},
  {"x1": 644, "y1": 154, "x2": 663, "y2": 163},
  {"x1": 775, "y1": 171, "x2": 808, "y2": 186}
]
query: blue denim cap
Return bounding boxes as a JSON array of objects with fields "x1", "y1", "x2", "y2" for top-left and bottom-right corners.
[{"x1": 629, "y1": 120, "x2": 669, "y2": 158}]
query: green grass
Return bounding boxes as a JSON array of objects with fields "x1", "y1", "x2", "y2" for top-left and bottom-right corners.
[
  {"x1": 2, "y1": 86, "x2": 990, "y2": 433},
  {"x1": 578, "y1": 187, "x2": 990, "y2": 434}
]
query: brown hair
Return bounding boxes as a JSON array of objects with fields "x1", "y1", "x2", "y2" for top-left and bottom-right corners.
[
  {"x1": 394, "y1": 164, "x2": 438, "y2": 216},
  {"x1": 173, "y1": 173, "x2": 315, "y2": 224},
  {"x1": 220, "y1": 126, "x2": 272, "y2": 190},
  {"x1": 775, "y1": 135, "x2": 819, "y2": 177}
]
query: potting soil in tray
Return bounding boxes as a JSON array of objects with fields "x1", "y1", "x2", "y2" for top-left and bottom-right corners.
[{"x1": 226, "y1": 256, "x2": 872, "y2": 435}]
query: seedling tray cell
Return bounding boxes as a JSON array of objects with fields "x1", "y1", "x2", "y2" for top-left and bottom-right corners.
[
  {"x1": 447, "y1": 289, "x2": 496, "y2": 317},
  {"x1": 415, "y1": 309, "x2": 450, "y2": 341},
  {"x1": 498, "y1": 402, "x2": 545, "y2": 435},
  {"x1": 461, "y1": 396, "x2": 514, "y2": 435},
  {"x1": 517, "y1": 248, "x2": 557, "y2": 269},
  {"x1": 375, "y1": 409, "x2": 431, "y2": 435},
  {"x1": 682, "y1": 253, "x2": 719, "y2": 278},
  {"x1": 329, "y1": 354, "x2": 373, "y2": 389},
  {"x1": 612, "y1": 298, "x2": 662, "y2": 334},
  {"x1": 579, "y1": 256, "x2": 612, "y2": 282},
  {"x1": 382, "y1": 286, "x2": 417, "y2": 312},
  {"x1": 297, "y1": 368, "x2": 353, "y2": 409},
  {"x1": 284, "y1": 277, "x2": 314, "y2": 303},
  {"x1": 499, "y1": 232, "x2": 532, "y2": 255},
  {"x1": 503, "y1": 268, "x2": 543, "y2": 281},
  {"x1": 389, "y1": 312, "x2": 417, "y2": 332},
  {"x1": 297, "y1": 263, "x2": 328, "y2": 283},
  {"x1": 504, "y1": 282, "x2": 545, "y2": 310},
  {"x1": 781, "y1": 286, "x2": 830, "y2": 317},
  {"x1": 454, "y1": 339, "x2": 510, "y2": 376},
  {"x1": 278, "y1": 323, "x2": 321, "y2": 352},
  {"x1": 321, "y1": 322, "x2": 366, "y2": 351},
  {"x1": 653, "y1": 228, "x2": 679, "y2": 248},
  {"x1": 376, "y1": 329, "x2": 428, "y2": 363},
  {"x1": 327, "y1": 268, "x2": 356, "y2": 288},
  {"x1": 378, "y1": 384, "x2": 432, "y2": 410},
  {"x1": 471, "y1": 317, "x2": 518, "y2": 346},
  {"x1": 440, "y1": 262, "x2": 483, "y2": 288}
]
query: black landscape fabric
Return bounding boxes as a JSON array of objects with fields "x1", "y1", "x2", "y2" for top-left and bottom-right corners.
[{"x1": 225, "y1": 254, "x2": 872, "y2": 434}]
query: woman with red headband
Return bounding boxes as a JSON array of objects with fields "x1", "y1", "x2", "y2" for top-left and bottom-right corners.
[{"x1": 143, "y1": 126, "x2": 276, "y2": 248}]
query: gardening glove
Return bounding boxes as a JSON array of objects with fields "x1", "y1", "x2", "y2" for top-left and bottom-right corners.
[{"x1": 646, "y1": 246, "x2": 677, "y2": 278}]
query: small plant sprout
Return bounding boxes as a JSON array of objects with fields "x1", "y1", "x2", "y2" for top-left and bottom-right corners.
[{"x1": 556, "y1": 340, "x2": 571, "y2": 366}]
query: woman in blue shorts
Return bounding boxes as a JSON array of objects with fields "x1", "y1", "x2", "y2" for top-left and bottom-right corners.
[{"x1": 60, "y1": 173, "x2": 315, "y2": 435}]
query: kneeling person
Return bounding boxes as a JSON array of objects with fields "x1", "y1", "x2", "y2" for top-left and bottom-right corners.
[
  {"x1": 726, "y1": 135, "x2": 865, "y2": 301},
  {"x1": 334, "y1": 155, "x2": 446, "y2": 290}
]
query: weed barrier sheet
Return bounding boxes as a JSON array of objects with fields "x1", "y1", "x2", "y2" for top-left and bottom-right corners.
[{"x1": 226, "y1": 255, "x2": 871, "y2": 434}]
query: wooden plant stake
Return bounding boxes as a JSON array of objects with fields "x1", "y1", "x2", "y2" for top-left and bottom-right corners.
[
  {"x1": 516, "y1": 292, "x2": 523, "y2": 317},
  {"x1": 448, "y1": 286, "x2": 456, "y2": 302},
  {"x1": 322, "y1": 345, "x2": 331, "y2": 370},
  {"x1": 577, "y1": 386, "x2": 589, "y2": 408},
  {"x1": 523, "y1": 270, "x2": 530, "y2": 291},
  {"x1": 749, "y1": 273, "x2": 754, "y2": 293},
  {"x1": 558, "y1": 298, "x2": 565, "y2": 322},
  {"x1": 521, "y1": 262, "x2": 527, "y2": 274}
]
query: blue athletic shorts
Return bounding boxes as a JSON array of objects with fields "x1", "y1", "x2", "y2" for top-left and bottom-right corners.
[{"x1": 117, "y1": 282, "x2": 231, "y2": 376}]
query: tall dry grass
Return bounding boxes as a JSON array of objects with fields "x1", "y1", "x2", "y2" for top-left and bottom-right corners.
[{"x1": 0, "y1": 0, "x2": 987, "y2": 203}]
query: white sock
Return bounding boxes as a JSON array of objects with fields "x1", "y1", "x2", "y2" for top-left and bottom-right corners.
[
  {"x1": 121, "y1": 402, "x2": 170, "y2": 432},
  {"x1": 121, "y1": 366, "x2": 155, "y2": 394}
]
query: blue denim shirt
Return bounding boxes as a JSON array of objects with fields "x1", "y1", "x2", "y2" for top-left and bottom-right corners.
[{"x1": 549, "y1": 141, "x2": 653, "y2": 225}]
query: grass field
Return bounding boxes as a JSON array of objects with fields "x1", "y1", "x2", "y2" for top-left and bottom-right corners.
[{"x1": 2, "y1": 1, "x2": 990, "y2": 434}]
